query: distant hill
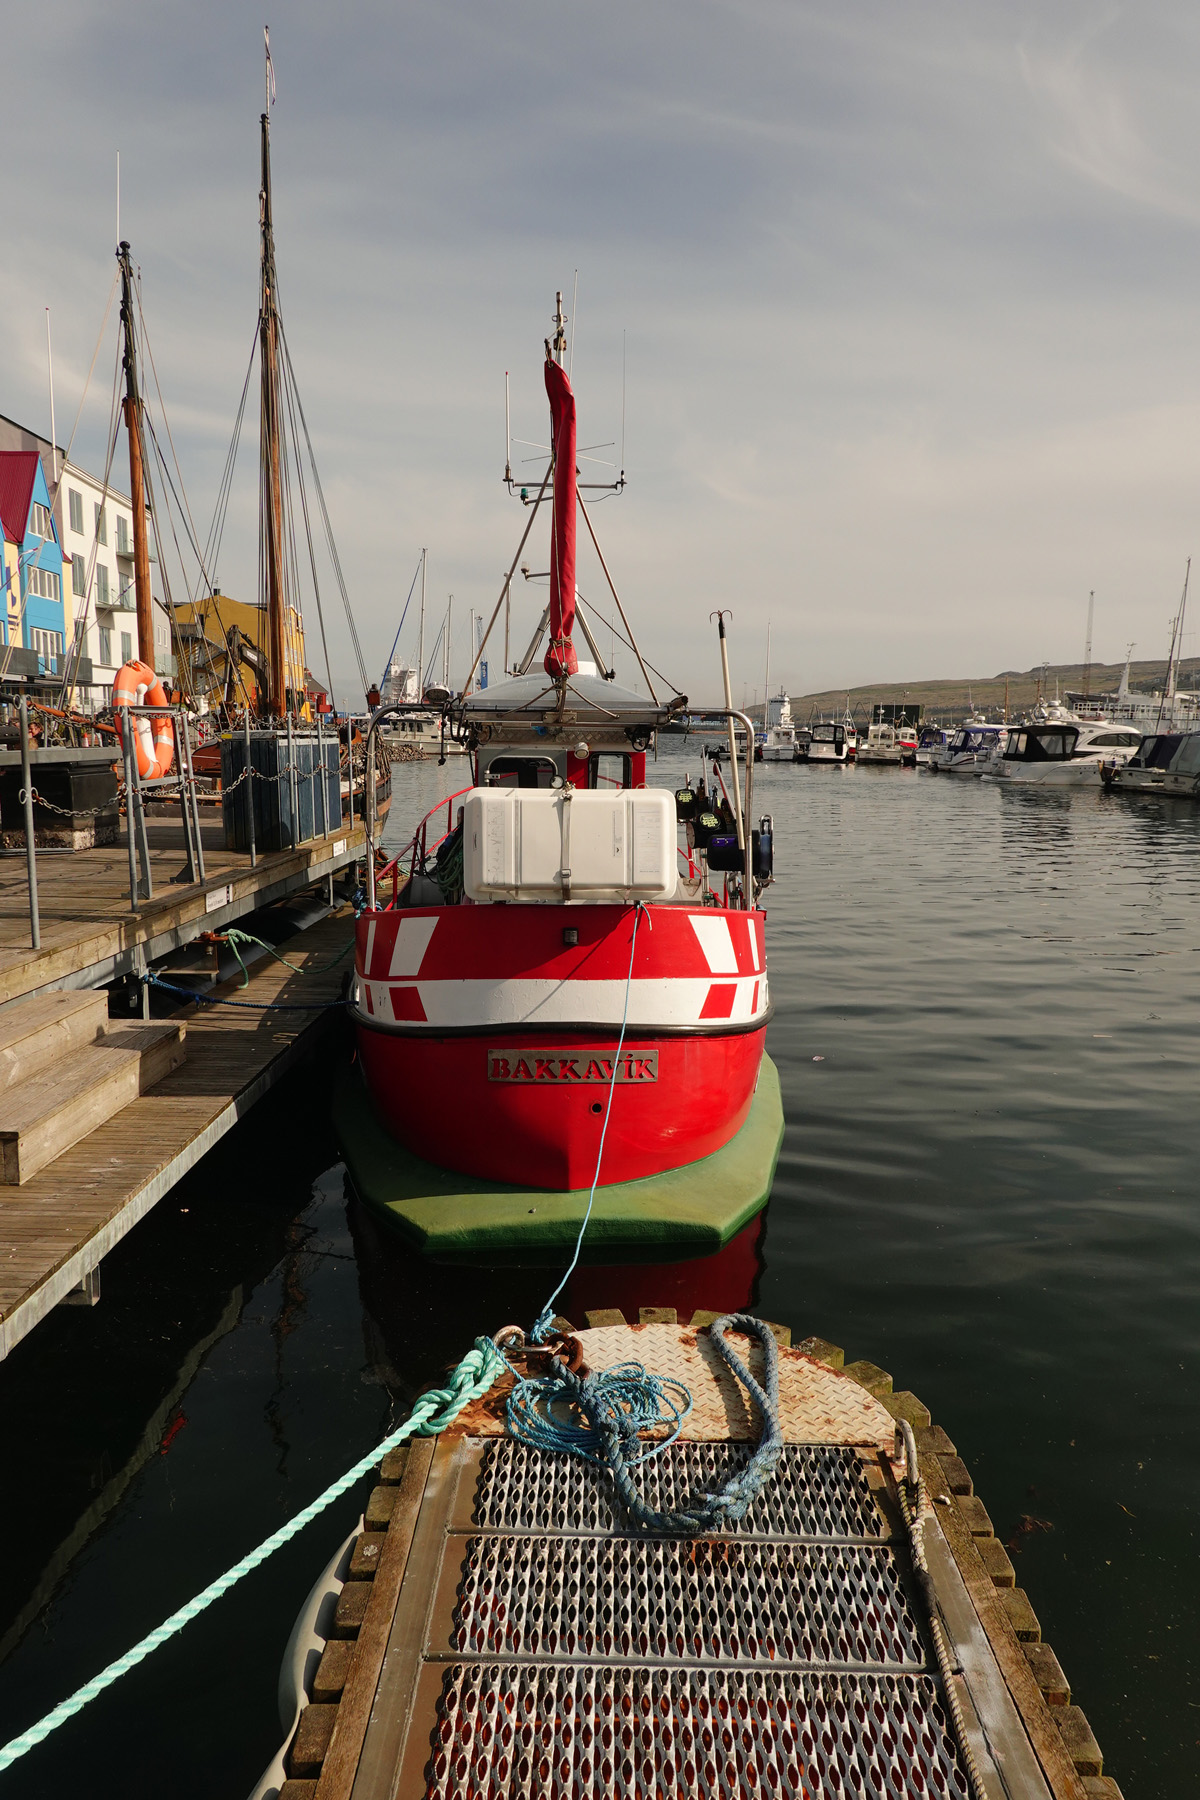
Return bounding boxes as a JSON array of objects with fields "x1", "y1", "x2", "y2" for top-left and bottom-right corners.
[{"x1": 790, "y1": 659, "x2": 1200, "y2": 724}]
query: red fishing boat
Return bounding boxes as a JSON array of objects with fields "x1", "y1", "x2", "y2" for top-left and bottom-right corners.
[{"x1": 342, "y1": 307, "x2": 782, "y2": 1254}]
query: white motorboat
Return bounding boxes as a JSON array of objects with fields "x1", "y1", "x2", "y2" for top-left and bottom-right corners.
[
  {"x1": 927, "y1": 723, "x2": 1007, "y2": 774},
  {"x1": 804, "y1": 721, "x2": 850, "y2": 763},
  {"x1": 915, "y1": 727, "x2": 952, "y2": 767},
  {"x1": 1105, "y1": 730, "x2": 1200, "y2": 796},
  {"x1": 759, "y1": 692, "x2": 799, "y2": 762},
  {"x1": 856, "y1": 721, "x2": 917, "y2": 766},
  {"x1": 988, "y1": 721, "x2": 1143, "y2": 786}
]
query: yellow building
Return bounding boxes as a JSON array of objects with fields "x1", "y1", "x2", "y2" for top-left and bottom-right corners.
[{"x1": 172, "y1": 589, "x2": 307, "y2": 715}]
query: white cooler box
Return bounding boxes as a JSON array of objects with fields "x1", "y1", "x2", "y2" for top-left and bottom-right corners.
[{"x1": 463, "y1": 787, "x2": 677, "y2": 903}]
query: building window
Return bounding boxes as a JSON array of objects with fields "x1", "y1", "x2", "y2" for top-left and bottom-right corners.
[
  {"x1": 72, "y1": 554, "x2": 86, "y2": 598},
  {"x1": 69, "y1": 488, "x2": 84, "y2": 534},
  {"x1": 118, "y1": 576, "x2": 134, "y2": 607},
  {"x1": 120, "y1": 631, "x2": 132, "y2": 666},
  {"x1": 30, "y1": 628, "x2": 63, "y2": 669},
  {"x1": 116, "y1": 515, "x2": 131, "y2": 556},
  {"x1": 94, "y1": 503, "x2": 107, "y2": 546},
  {"x1": 96, "y1": 564, "x2": 110, "y2": 606},
  {"x1": 26, "y1": 566, "x2": 62, "y2": 602},
  {"x1": 30, "y1": 503, "x2": 54, "y2": 540},
  {"x1": 99, "y1": 627, "x2": 112, "y2": 665}
]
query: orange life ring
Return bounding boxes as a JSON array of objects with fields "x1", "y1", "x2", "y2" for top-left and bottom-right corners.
[{"x1": 112, "y1": 660, "x2": 175, "y2": 780}]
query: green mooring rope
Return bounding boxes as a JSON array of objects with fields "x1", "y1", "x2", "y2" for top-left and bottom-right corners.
[{"x1": 0, "y1": 1336, "x2": 505, "y2": 1775}]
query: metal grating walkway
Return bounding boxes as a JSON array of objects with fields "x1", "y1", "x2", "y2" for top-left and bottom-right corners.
[{"x1": 383, "y1": 1439, "x2": 974, "y2": 1800}]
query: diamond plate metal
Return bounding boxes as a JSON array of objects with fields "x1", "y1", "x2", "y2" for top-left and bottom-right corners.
[
  {"x1": 472, "y1": 1440, "x2": 883, "y2": 1541},
  {"x1": 422, "y1": 1666, "x2": 972, "y2": 1799},
  {"x1": 450, "y1": 1534, "x2": 925, "y2": 1669}
]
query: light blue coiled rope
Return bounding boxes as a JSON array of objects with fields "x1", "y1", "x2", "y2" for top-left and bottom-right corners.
[{"x1": 0, "y1": 1336, "x2": 505, "y2": 1775}]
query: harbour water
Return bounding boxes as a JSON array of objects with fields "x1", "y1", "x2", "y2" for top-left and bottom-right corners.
[{"x1": 0, "y1": 752, "x2": 1196, "y2": 1795}]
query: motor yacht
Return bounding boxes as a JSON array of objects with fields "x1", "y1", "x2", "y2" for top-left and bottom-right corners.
[{"x1": 988, "y1": 721, "x2": 1143, "y2": 786}]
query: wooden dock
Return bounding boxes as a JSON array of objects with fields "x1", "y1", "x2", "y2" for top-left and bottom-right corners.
[
  {"x1": 268, "y1": 1315, "x2": 1120, "y2": 1800},
  {"x1": 0, "y1": 908, "x2": 355, "y2": 1361},
  {"x1": 0, "y1": 811, "x2": 364, "y2": 1006}
]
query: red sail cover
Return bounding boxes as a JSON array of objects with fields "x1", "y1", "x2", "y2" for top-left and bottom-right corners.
[{"x1": 544, "y1": 356, "x2": 579, "y2": 678}]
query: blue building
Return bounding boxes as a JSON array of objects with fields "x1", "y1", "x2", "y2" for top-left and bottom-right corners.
[{"x1": 0, "y1": 450, "x2": 67, "y2": 669}]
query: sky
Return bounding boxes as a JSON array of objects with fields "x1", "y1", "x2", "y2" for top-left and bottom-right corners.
[{"x1": 6, "y1": 1, "x2": 1200, "y2": 706}]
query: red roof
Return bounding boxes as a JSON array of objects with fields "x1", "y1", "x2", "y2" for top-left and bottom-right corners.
[{"x1": 0, "y1": 453, "x2": 38, "y2": 548}]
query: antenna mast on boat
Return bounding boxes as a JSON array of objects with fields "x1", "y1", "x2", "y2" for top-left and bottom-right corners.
[
  {"x1": 763, "y1": 622, "x2": 771, "y2": 726},
  {"x1": 116, "y1": 241, "x2": 156, "y2": 668},
  {"x1": 259, "y1": 29, "x2": 287, "y2": 719},
  {"x1": 1158, "y1": 559, "x2": 1190, "y2": 728},
  {"x1": 1082, "y1": 590, "x2": 1094, "y2": 700}
]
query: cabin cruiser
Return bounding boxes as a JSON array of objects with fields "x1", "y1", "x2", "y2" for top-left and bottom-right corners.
[
  {"x1": 927, "y1": 723, "x2": 1006, "y2": 774},
  {"x1": 915, "y1": 726, "x2": 952, "y2": 767},
  {"x1": 856, "y1": 722, "x2": 916, "y2": 766},
  {"x1": 1104, "y1": 730, "x2": 1200, "y2": 796},
  {"x1": 988, "y1": 722, "x2": 1143, "y2": 786},
  {"x1": 804, "y1": 721, "x2": 851, "y2": 764}
]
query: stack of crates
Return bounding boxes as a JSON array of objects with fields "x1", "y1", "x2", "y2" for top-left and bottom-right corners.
[{"x1": 221, "y1": 730, "x2": 342, "y2": 853}]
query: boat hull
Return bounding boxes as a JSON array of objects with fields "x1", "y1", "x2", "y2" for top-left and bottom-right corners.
[
  {"x1": 356, "y1": 1021, "x2": 767, "y2": 1189},
  {"x1": 352, "y1": 900, "x2": 770, "y2": 1190},
  {"x1": 334, "y1": 1055, "x2": 784, "y2": 1257}
]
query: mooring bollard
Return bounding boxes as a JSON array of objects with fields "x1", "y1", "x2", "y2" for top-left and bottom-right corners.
[{"x1": 18, "y1": 697, "x2": 40, "y2": 951}]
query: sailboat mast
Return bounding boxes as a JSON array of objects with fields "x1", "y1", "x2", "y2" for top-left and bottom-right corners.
[
  {"x1": 116, "y1": 242, "x2": 155, "y2": 669},
  {"x1": 417, "y1": 547, "x2": 426, "y2": 695},
  {"x1": 259, "y1": 96, "x2": 287, "y2": 719},
  {"x1": 763, "y1": 622, "x2": 771, "y2": 728}
]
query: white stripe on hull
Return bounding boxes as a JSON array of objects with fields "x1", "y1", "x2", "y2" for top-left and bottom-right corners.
[{"x1": 357, "y1": 974, "x2": 771, "y2": 1029}]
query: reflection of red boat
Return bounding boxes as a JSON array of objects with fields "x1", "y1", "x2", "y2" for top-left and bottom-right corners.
[{"x1": 345, "y1": 308, "x2": 782, "y2": 1253}]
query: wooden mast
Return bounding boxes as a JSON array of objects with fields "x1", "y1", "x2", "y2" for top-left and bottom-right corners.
[
  {"x1": 117, "y1": 242, "x2": 155, "y2": 669},
  {"x1": 259, "y1": 95, "x2": 287, "y2": 719}
]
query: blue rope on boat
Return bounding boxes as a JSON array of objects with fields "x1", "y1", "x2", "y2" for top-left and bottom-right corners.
[
  {"x1": 0, "y1": 1337, "x2": 506, "y2": 1776},
  {"x1": 143, "y1": 972, "x2": 351, "y2": 1012},
  {"x1": 529, "y1": 902, "x2": 647, "y2": 1346},
  {"x1": 506, "y1": 901, "x2": 783, "y2": 1535},
  {"x1": 506, "y1": 1314, "x2": 783, "y2": 1535}
]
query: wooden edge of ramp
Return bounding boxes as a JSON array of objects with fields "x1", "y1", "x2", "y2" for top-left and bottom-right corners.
[{"x1": 268, "y1": 1314, "x2": 1121, "y2": 1800}]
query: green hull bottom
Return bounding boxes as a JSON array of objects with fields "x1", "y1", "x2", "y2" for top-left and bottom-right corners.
[{"x1": 333, "y1": 1055, "x2": 784, "y2": 1263}]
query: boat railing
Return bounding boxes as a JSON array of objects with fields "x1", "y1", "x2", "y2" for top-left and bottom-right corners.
[{"x1": 372, "y1": 785, "x2": 474, "y2": 909}]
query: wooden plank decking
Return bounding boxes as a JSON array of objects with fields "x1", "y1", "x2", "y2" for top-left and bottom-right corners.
[
  {"x1": 0, "y1": 908, "x2": 356, "y2": 1360},
  {"x1": 0, "y1": 812, "x2": 365, "y2": 1005}
]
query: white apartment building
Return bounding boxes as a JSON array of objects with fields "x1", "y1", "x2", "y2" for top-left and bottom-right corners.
[{"x1": 59, "y1": 461, "x2": 173, "y2": 701}]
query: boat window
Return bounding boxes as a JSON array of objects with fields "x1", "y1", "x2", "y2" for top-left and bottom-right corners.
[
  {"x1": 589, "y1": 752, "x2": 630, "y2": 790},
  {"x1": 1006, "y1": 732, "x2": 1027, "y2": 756},
  {"x1": 1088, "y1": 731, "x2": 1140, "y2": 748},
  {"x1": 1145, "y1": 735, "x2": 1182, "y2": 769},
  {"x1": 1170, "y1": 735, "x2": 1200, "y2": 775},
  {"x1": 484, "y1": 755, "x2": 560, "y2": 788}
]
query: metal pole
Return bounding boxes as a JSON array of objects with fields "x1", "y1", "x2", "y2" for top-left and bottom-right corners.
[
  {"x1": 120, "y1": 711, "x2": 138, "y2": 909},
  {"x1": 171, "y1": 712, "x2": 197, "y2": 886},
  {"x1": 129, "y1": 715, "x2": 153, "y2": 901},
  {"x1": 345, "y1": 722, "x2": 354, "y2": 828},
  {"x1": 243, "y1": 713, "x2": 257, "y2": 868},
  {"x1": 286, "y1": 712, "x2": 297, "y2": 848},
  {"x1": 315, "y1": 712, "x2": 327, "y2": 837},
  {"x1": 713, "y1": 614, "x2": 744, "y2": 849},
  {"x1": 179, "y1": 709, "x2": 205, "y2": 883},
  {"x1": 741, "y1": 710, "x2": 755, "y2": 910},
  {"x1": 18, "y1": 698, "x2": 40, "y2": 950},
  {"x1": 361, "y1": 703, "x2": 405, "y2": 911}
]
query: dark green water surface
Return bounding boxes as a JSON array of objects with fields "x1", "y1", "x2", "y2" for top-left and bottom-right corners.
[{"x1": 0, "y1": 755, "x2": 1195, "y2": 1795}]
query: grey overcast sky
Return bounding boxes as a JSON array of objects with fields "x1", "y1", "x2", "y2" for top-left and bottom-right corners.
[{"x1": 6, "y1": 1, "x2": 1200, "y2": 704}]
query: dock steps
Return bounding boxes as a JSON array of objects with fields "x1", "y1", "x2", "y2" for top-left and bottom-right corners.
[
  {"x1": 0, "y1": 1020, "x2": 186, "y2": 1185},
  {"x1": 0, "y1": 990, "x2": 110, "y2": 1093}
]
